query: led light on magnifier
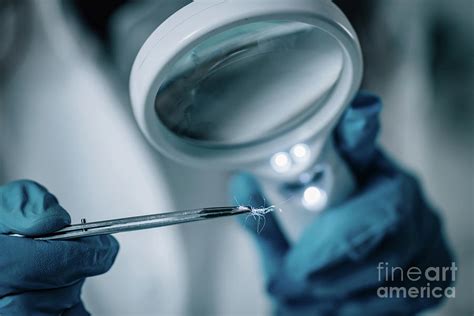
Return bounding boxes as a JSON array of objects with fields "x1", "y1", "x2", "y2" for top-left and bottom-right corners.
[
  {"x1": 271, "y1": 152, "x2": 292, "y2": 173},
  {"x1": 302, "y1": 186, "x2": 327, "y2": 212},
  {"x1": 290, "y1": 143, "x2": 310, "y2": 162}
]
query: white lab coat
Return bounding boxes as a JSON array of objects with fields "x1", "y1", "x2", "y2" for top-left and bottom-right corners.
[{"x1": 0, "y1": 2, "x2": 269, "y2": 315}]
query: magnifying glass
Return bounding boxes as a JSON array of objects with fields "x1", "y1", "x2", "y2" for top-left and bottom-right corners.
[{"x1": 130, "y1": 0, "x2": 363, "y2": 240}]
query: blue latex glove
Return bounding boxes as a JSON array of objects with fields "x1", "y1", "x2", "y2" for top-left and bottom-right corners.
[
  {"x1": 0, "y1": 180, "x2": 119, "y2": 316},
  {"x1": 230, "y1": 93, "x2": 455, "y2": 315}
]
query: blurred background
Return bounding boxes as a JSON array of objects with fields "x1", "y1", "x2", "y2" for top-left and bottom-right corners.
[{"x1": 0, "y1": 0, "x2": 472, "y2": 315}]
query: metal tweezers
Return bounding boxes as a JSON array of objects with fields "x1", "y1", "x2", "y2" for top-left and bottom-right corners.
[{"x1": 35, "y1": 206, "x2": 251, "y2": 241}]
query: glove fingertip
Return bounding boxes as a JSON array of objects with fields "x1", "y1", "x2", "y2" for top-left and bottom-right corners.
[
  {"x1": 107, "y1": 235, "x2": 120, "y2": 259},
  {"x1": 25, "y1": 205, "x2": 71, "y2": 236},
  {"x1": 335, "y1": 91, "x2": 382, "y2": 175},
  {"x1": 337, "y1": 92, "x2": 381, "y2": 147},
  {"x1": 0, "y1": 180, "x2": 72, "y2": 235},
  {"x1": 63, "y1": 234, "x2": 120, "y2": 278},
  {"x1": 93, "y1": 235, "x2": 120, "y2": 274},
  {"x1": 351, "y1": 91, "x2": 382, "y2": 110}
]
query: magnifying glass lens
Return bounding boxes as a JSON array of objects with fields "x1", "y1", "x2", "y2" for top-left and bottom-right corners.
[{"x1": 155, "y1": 20, "x2": 343, "y2": 147}]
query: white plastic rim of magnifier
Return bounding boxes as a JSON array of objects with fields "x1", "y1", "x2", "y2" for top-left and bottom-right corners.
[{"x1": 130, "y1": 0, "x2": 363, "y2": 168}]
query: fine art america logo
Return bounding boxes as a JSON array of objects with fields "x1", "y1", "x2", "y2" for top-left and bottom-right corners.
[{"x1": 377, "y1": 262, "x2": 457, "y2": 299}]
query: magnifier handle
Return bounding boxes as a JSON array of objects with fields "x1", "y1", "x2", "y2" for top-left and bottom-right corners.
[{"x1": 259, "y1": 137, "x2": 356, "y2": 242}]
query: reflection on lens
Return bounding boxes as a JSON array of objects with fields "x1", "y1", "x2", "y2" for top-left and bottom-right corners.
[{"x1": 155, "y1": 20, "x2": 343, "y2": 147}]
